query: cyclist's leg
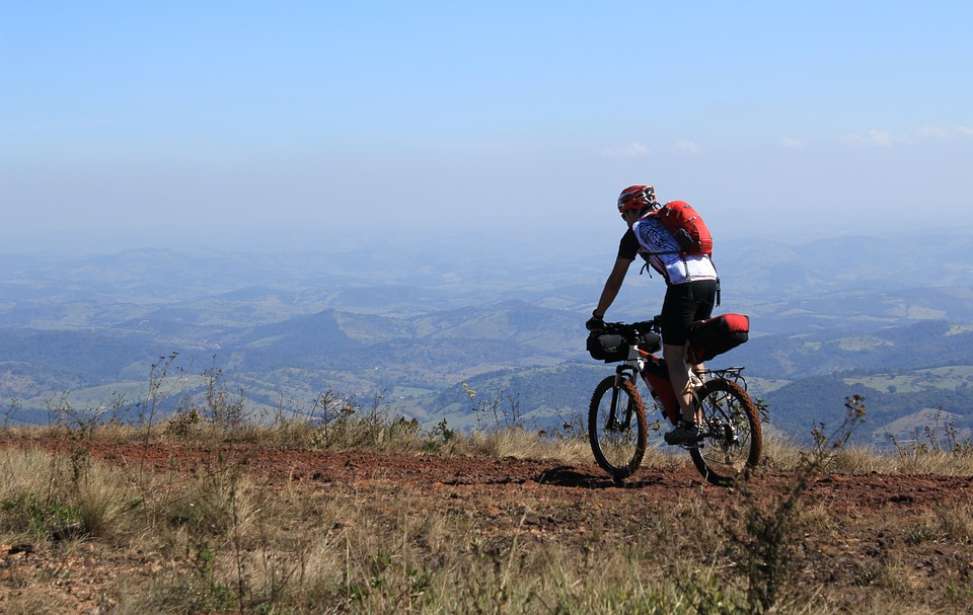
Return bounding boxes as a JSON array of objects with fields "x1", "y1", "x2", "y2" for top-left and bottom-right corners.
[
  {"x1": 688, "y1": 280, "x2": 718, "y2": 377},
  {"x1": 663, "y1": 339, "x2": 702, "y2": 445},
  {"x1": 660, "y1": 284, "x2": 696, "y2": 423},
  {"x1": 663, "y1": 343, "x2": 693, "y2": 421},
  {"x1": 663, "y1": 280, "x2": 719, "y2": 423}
]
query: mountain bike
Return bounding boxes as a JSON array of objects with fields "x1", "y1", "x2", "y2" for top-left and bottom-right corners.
[{"x1": 587, "y1": 317, "x2": 762, "y2": 485}]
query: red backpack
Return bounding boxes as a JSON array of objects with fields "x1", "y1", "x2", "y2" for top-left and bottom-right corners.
[{"x1": 647, "y1": 200, "x2": 713, "y2": 256}]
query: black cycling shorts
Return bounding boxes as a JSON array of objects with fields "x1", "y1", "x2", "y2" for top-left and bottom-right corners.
[{"x1": 660, "y1": 279, "x2": 717, "y2": 347}]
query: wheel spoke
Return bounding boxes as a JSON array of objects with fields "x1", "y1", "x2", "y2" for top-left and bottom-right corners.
[
  {"x1": 607, "y1": 386, "x2": 620, "y2": 428},
  {"x1": 589, "y1": 377, "x2": 647, "y2": 478},
  {"x1": 694, "y1": 379, "x2": 759, "y2": 478}
]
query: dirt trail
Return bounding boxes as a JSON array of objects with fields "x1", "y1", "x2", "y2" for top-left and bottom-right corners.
[
  {"x1": 5, "y1": 436, "x2": 971, "y2": 614},
  {"x1": 7, "y1": 437, "x2": 972, "y2": 510}
]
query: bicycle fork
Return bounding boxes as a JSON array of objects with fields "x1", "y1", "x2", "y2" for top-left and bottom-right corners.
[{"x1": 608, "y1": 367, "x2": 637, "y2": 432}]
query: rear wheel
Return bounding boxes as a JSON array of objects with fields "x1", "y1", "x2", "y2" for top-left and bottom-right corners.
[
  {"x1": 588, "y1": 375, "x2": 648, "y2": 480},
  {"x1": 689, "y1": 378, "x2": 762, "y2": 485}
]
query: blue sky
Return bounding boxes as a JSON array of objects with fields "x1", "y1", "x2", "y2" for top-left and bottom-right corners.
[{"x1": 3, "y1": 2, "x2": 972, "y2": 251}]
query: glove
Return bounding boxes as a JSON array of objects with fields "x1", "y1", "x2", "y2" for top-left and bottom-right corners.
[{"x1": 585, "y1": 315, "x2": 605, "y2": 331}]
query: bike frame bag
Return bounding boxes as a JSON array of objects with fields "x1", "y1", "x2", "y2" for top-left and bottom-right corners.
[
  {"x1": 586, "y1": 332, "x2": 628, "y2": 363},
  {"x1": 687, "y1": 313, "x2": 749, "y2": 363},
  {"x1": 587, "y1": 327, "x2": 662, "y2": 363}
]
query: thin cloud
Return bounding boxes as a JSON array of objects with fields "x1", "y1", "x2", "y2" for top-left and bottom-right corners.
[
  {"x1": 780, "y1": 137, "x2": 805, "y2": 149},
  {"x1": 672, "y1": 139, "x2": 701, "y2": 155},
  {"x1": 916, "y1": 126, "x2": 950, "y2": 139},
  {"x1": 842, "y1": 125, "x2": 973, "y2": 148},
  {"x1": 917, "y1": 125, "x2": 973, "y2": 140},
  {"x1": 598, "y1": 142, "x2": 649, "y2": 159},
  {"x1": 841, "y1": 129, "x2": 895, "y2": 147}
]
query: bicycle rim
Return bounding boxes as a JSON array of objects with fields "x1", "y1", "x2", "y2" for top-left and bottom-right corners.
[
  {"x1": 588, "y1": 376, "x2": 647, "y2": 479},
  {"x1": 690, "y1": 379, "x2": 762, "y2": 485}
]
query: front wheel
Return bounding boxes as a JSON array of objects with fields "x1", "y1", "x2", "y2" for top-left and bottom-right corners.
[
  {"x1": 689, "y1": 378, "x2": 762, "y2": 485},
  {"x1": 588, "y1": 375, "x2": 648, "y2": 480}
]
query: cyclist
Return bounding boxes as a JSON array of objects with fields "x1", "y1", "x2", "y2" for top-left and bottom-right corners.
[{"x1": 587, "y1": 185, "x2": 719, "y2": 446}]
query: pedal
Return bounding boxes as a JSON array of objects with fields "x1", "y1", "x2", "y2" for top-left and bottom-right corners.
[{"x1": 681, "y1": 436, "x2": 706, "y2": 450}]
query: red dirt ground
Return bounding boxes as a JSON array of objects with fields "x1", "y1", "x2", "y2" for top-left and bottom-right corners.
[
  {"x1": 2, "y1": 436, "x2": 972, "y2": 613},
  {"x1": 9, "y1": 436, "x2": 973, "y2": 510}
]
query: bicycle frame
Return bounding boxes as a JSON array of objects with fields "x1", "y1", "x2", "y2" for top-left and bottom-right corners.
[
  {"x1": 615, "y1": 344, "x2": 751, "y2": 427},
  {"x1": 614, "y1": 345, "x2": 682, "y2": 426},
  {"x1": 591, "y1": 320, "x2": 760, "y2": 484},
  {"x1": 602, "y1": 319, "x2": 750, "y2": 429}
]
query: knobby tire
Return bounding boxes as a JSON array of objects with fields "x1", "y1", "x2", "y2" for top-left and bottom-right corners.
[
  {"x1": 689, "y1": 378, "x2": 762, "y2": 486},
  {"x1": 588, "y1": 375, "x2": 648, "y2": 481}
]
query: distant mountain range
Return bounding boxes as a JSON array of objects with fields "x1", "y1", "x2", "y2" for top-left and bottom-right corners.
[{"x1": 3, "y1": 233, "x2": 973, "y2": 444}]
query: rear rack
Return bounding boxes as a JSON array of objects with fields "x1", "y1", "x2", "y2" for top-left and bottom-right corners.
[{"x1": 700, "y1": 367, "x2": 747, "y2": 390}]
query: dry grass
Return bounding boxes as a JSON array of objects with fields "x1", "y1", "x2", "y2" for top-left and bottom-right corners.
[
  {"x1": 9, "y1": 370, "x2": 973, "y2": 478},
  {"x1": 0, "y1": 444, "x2": 744, "y2": 613},
  {"x1": 3, "y1": 393, "x2": 973, "y2": 613},
  {"x1": 0, "y1": 447, "x2": 132, "y2": 542},
  {"x1": 4, "y1": 412, "x2": 690, "y2": 472},
  {"x1": 8, "y1": 370, "x2": 973, "y2": 477},
  {"x1": 761, "y1": 433, "x2": 973, "y2": 476},
  {"x1": 10, "y1": 414, "x2": 973, "y2": 479},
  {"x1": 2, "y1": 438, "x2": 972, "y2": 613}
]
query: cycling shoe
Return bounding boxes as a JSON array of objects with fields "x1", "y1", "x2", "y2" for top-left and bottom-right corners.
[{"x1": 664, "y1": 421, "x2": 702, "y2": 446}]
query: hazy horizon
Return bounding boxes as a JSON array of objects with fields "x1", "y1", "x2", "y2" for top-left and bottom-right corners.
[
  {"x1": 4, "y1": 3, "x2": 973, "y2": 254},
  {"x1": 3, "y1": 223, "x2": 973, "y2": 263}
]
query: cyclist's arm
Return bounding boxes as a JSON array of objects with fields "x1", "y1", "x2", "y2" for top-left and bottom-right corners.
[{"x1": 594, "y1": 256, "x2": 633, "y2": 317}]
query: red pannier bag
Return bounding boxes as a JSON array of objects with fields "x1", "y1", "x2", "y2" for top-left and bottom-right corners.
[{"x1": 687, "y1": 314, "x2": 749, "y2": 363}]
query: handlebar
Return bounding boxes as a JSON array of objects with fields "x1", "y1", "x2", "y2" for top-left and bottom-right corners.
[{"x1": 599, "y1": 316, "x2": 662, "y2": 340}]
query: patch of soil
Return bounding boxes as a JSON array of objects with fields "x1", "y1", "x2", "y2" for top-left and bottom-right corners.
[{"x1": 5, "y1": 436, "x2": 972, "y2": 511}]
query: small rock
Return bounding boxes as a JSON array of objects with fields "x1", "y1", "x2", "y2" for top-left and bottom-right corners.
[{"x1": 8, "y1": 544, "x2": 34, "y2": 556}]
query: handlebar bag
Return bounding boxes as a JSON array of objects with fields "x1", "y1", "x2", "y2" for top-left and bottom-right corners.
[
  {"x1": 687, "y1": 314, "x2": 749, "y2": 363},
  {"x1": 586, "y1": 332, "x2": 628, "y2": 363}
]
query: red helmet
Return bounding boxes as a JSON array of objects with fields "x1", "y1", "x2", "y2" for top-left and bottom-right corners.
[{"x1": 617, "y1": 184, "x2": 657, "y2": 213}]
